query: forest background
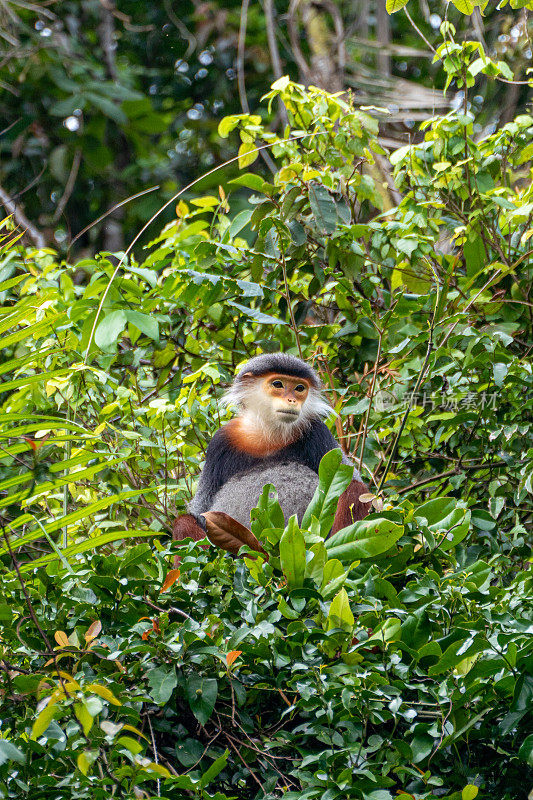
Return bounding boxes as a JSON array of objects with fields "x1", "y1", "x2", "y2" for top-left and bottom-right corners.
[{"x1": 0, "y1": 1, "x2": 532, "y2": 799}]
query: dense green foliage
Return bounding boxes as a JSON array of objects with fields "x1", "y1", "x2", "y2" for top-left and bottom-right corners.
[
  {"x1": 0, "y1": 11, "x2": 532, "y2": 800},
  {"x1": 1, "y1": 0, "x2": 531, "y2": 251}
]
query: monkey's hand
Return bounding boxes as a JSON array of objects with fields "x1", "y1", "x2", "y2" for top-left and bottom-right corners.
[
  {"x1": 171, "y1": 513, "x2": 210, "y2": 567},
  {"x1": 172, "y1": 513, "x2": 209, "y2": 543}
]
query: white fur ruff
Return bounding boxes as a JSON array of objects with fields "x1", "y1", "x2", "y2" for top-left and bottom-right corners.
[{"x1": 221, "y1": 380, "x2": 333, "y2": 445}]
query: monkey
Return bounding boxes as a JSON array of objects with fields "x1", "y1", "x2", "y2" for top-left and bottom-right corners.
[{"x1": 172, "y1": 353, "x2": 370, "y2": 554}]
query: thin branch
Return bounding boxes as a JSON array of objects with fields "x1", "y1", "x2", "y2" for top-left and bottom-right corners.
[
  {"x1": 403, "y1": 6, "x2": 436, "y2": 54},
  {"x1": 68, "y1": 185, "x2": 159, "y2": 253},
  {"x1": 263, "y1": 0, "x2": 288, "y2": 125},
  {"x1": 237, "y1": 0, "x2": 277, "y2": 173},
  {"x1": 358, "y1": 327, "x2": 383, "y2": 472},
  {"x1": 395, "y1": 461, "x2": 510, "y2": 495},
  {"x1": 52, "y1": 148, "x2": 82, "y2": 223},
  {"x1": 0, "y1": 183, "x2": 45, "y2": 248}
]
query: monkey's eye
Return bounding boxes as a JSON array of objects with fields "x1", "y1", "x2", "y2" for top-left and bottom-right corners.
[
  {"x1": 295, "y1": 384, "x2": 306, "y2": 392},
  {"x1": 272, "y1": 380, "x2": 284, "y2": 388}
]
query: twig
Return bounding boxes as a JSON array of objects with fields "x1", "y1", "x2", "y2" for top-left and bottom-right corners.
[
  {"x1": 263, "y1": 0, "x2": 288, "y2": 126},
  {"x1": 0, "y1": 184, "x2": 45, "y2": 248},
  {"x1": 237, "y1": 0, "x2": 277, "y2": 174},
  {"x1": 143, "y1": 595, "x2": 193, "y2": 621},
  {"x1": 403, "y1": 6, "x2": 436, "y2": 54},
  {"x1": 225, "y1": 733, "x2": 265, "y2": 791},
  {"x1": 279, "y1": 246, "x2": 302, "y2": 357},
  {"x1": 1, "y1": 524, "x2": 70, "y2": 698},
  {"x1": 68, "y1": 185, "x2": 159, "y2": 253},
  {"x1": 52, "y1": 149, "x2": 82, "y2": 223},
  {"x1": 146, "y1": 713, "x2": 161, "y2": 797},
  {"x1": 395, "y1": 461, "x2": 511, "y2": 494},
  {"x1": 358, "y1": 326, "x2": 383, "y2": 472}
]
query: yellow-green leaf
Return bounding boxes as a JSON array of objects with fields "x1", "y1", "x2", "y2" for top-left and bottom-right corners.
[
  {"x1": 386, "y1": 0, "x2": 408, "y2": 11},
  {"x1": 31, "y1": 699, "x2": 57, "y2": 740},
  {"x1": 238, "y1": 141, "x2": 258, "y2": 169},
  {"x1": 74, "y1": 702, "x2": 94, "y2": 736},
  {"x1": 86, "y1": 683, "x2": 122, "y2": 706},
  {"x1": 326, "y1": 588, "x2": 354, "y2": 632}
]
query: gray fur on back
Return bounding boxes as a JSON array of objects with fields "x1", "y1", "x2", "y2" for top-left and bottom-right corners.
[{"x1": 207, "y1": 462, "x2": 319, "y2": 527}]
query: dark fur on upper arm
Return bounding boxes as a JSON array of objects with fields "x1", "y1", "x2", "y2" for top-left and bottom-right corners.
[{"x1": 330, "y1": 480, "x2": 370, "y2": 534}]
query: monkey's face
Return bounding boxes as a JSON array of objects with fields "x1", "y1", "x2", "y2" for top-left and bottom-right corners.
[{"x1": 261, "y1": 373, "x2": 310, "y2": 424}]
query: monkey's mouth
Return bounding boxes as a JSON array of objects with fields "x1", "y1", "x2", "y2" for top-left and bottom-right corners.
[{"x1": 276, "y1": 409, "x2": 299, "y2": 419}]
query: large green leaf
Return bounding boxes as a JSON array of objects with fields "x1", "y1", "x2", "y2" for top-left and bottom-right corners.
[
  {"x1": 308, "y1": 184, "x2": 337, "y2": 234},
  {"x1": 185, "y1": 676, "x2": 218, "y2": 725},
  {"x1": 326, "y1": 587, "x2": 354, "y2": 632},
  {"x1": 94, "y1": 310, "x2": 127, "y2": 349},
  {"x1": 279, "y1": 521, "x2": 306, "y2": 588},
  {"x1": 325, "y1": 517, "x2": 404, "y2": 562},
  {"x1": 301, "y1": 449, "x2": 353, "y2": 536}
]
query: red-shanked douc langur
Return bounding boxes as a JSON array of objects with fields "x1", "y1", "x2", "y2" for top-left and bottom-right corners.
[{"x1": 173, "y1": 353, "x2": 370, "y2": 559}]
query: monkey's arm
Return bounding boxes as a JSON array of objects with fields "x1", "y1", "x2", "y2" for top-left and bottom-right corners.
[
  {"x1": 330, "y1": 478, "x2": 370, "y2": 534},
  {"x1": 173, "y1": 429, "x2": 233, "y2": 558},
  {"x1": 187, "y1": 429, "x2": 229, "y2": 516}
]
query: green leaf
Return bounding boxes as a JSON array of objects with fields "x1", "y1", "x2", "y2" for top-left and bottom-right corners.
[
  {"x1": 125, "y1": 311, "x2": 159, "y2": 340},
  {"x1": 238, "y1": 142, "x2": 258, "y2": 169},
  {"x1": 17, "y1": 529, "x2": 157, "y2": 572},
  {"x1": 493, "y1": 362, "x2": 508, "y2": 386},
  {"x1": 229, "y1": 209, "x2": 254, "y2": 238},
  {"x1": 74, "y1": 702, "x2": 94, "y2": 736},
  {"x1": 386, "y1": 0, "x2": 408, "y2": 10},
  {"x1": 451, "y1": 0, "x2": 476, "y2": 12},
  {"x1": 218, "y1": 115, "x2": 240, "y2": 138},
  {"x1": 302, "y1": 449, "x2": 353, "y2": 536},
  {"x1": 518, "y1": 734, "x2": 533, "y2": 767},
  {"x1": 414, "y1": 499, "x2": 471, "y2": 552},
  {"x1": 199, "y1": 749, "x2": 229, "y2": 789},
  {"x1": 0, "y1": 740, "x2": 25, "y2": 765},
  {"x1": 148, "y1": 667, "x2": 177, "y2": 705},
  {"x1": 31, "y1": 700, "x2": 57, "y2": 740},
  {"x1": 271, "y1": 75, "x2": 291, "y2": 91},
  {"x1": 325, "y1": 518, "x2": 404, "y2": 562},
  {"x1": 462, "y1": 786, "x2": 479, "y2": 800},
  {"x1": 228, "y1": 301, "x2": 287, "y2": 325},
  {"x1": 186, "y1": 677, "x2": 218, "y2": 725},
  {"x1": 280, "y1": 522, "x2": 306, "y2": 589},
  {"x1": 326, "y1": 587, "x2": 354, "y2": 632},
  {"x1": 228, "y1": 173, "x2": 268, "y2": 193},
  {"x1": 309, "y1": 184, "x2": 337, "y2": 234},
  {"x1": 94, "y1": 310, "x2": 127, "y2": 349},
  {"x1": 464, "y1": 232, "x2": 484, "y2": 275},
  {"x1": 86, "y1": 92, "x2": 128, "y2": 124}
]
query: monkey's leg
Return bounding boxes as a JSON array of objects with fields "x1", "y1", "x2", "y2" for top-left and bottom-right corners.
[
  {"x1": 330, "y1": 480, "x2": 371, "y2": 536},
  {"x1": 172, "y1": 514, "x2": 208, "y2": 566}
]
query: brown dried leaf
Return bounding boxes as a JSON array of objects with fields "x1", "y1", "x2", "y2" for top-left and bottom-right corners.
[
  {"x1": 160, "y1": 569, "x2": 180, "y2": 593},
  {"x1": 203, "y1": 511, "x2": 266, "y2": 556}
]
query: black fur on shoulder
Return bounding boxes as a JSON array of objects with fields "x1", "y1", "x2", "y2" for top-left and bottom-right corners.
[{"x1": 235, "y1": 353, "x2": 321, "y2": 388}]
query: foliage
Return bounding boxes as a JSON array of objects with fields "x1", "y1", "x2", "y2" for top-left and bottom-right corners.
[
  {"x1": 0, "y1": 15, "x2": 532, "y2": 800},
  {"x1": 1, "y1": 1, "x2": 531, "y2": 252},
  {"x1": 0, "y1": 479, "x2": 531, "y2": 798}
]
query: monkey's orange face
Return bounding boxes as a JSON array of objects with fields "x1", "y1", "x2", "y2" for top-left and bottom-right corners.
[{"x1": 262, "y1": 373, "x2": 310, "y2": 423}]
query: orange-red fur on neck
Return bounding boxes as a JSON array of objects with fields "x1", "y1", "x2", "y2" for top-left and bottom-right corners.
[{"x1": 225, "y1": 418, "x2": 298, "y2": 457}]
